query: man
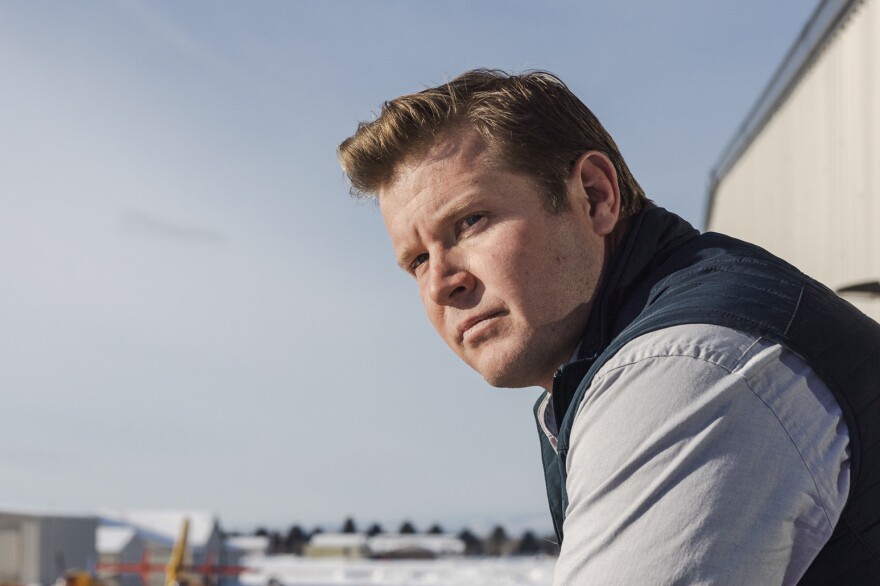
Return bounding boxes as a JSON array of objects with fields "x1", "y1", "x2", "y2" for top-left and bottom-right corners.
[{"x1": 338, "y1": 69, "x2": 880, "y2": 584}]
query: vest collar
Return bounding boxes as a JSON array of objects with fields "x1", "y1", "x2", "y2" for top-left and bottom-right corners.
[{"x1": 550, "y1": 206, "x2": 699, "y2": 431}]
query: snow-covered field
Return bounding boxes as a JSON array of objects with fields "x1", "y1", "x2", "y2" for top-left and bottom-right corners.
[{"x1": 240, "y1": 555, "x2": 556, "y2": 586}]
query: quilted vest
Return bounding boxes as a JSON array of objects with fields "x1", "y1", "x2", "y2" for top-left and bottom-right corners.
[{"x1": 536, "y1": 207, "x2": 880, "y2": 584}]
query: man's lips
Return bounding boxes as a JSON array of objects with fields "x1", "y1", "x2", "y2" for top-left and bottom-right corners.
[{"x1": 457, "y1": 311, "x2": 506, "y2": 340}]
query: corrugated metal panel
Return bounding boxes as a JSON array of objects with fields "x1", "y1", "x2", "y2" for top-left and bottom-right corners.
[
  {"x1": 0, "y1": 516, "x2": 42, "y2": 585},
  {"x1": 0, "y1": 513, "x2": 97, "y2": 586},
  {"x1": 708, "y1": 0, "x2": 880, "y2": 322},
  {"x1": 38, "y1": 516, "x2": 97, "y2": 584},
  {"x1": 0, "y1": 524, "x2": 24, "y2": 583}
]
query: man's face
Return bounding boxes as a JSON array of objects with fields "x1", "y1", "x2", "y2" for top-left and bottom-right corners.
[{"x1": 380, "y1": 130, "x2": 608, "y2": 389}]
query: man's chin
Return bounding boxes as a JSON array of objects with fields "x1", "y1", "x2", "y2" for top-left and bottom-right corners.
[
  {"x1": 465, "y1": 346, "x2": 557, "y2": 389},
  {"x1": 474, "y1": 360, "x2": 540, "y2": 389}
]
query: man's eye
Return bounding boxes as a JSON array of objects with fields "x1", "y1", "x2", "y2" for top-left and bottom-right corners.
[
  {"x1": 411, "y1": 253, "x2": 429, "y2": 272},
  {"x1": 460, "y1": 213, "x2": 485, "y2": 231}
]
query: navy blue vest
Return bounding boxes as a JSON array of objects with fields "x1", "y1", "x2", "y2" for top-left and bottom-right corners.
[{"x1": 537, "y1": 207, "x2": 880, "y2": 583}]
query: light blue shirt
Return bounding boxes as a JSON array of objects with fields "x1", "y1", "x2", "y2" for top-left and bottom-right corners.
[{"x1": 538, "y1": 324, "x2": 851, "y2": 585}]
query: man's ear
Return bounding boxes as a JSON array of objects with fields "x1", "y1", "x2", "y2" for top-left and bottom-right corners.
[{"x1": 569, "y1": 151, "x2": 621, "y2": 236}]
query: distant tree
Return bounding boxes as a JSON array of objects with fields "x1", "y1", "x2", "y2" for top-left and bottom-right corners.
[
  {"x1": 427, "y1": 523, "x2": 444, "y2": 535},
  {"x1": 457, "y1": 528, "x2": 483, "y2": 556},
  {"x1": 255, "y1": 527, "x2": 269, "y2": 537},
  {"x1": 269, "y1": 531, "x2": 283, "y2": 554},
  {"x1": 285, "y1": 525, "x2": 308, "y2": 555},
  {"x1": 366, "y1": 523, "x2": 384, "y2": 537},
  {"x1": 485, "y1": 525, "x2": 509, "y2": 557},
  {"x1": 399, "y1": 520, "x2": 417, "y2": 534},
  {"x1": 310, "y1": 526, "x2": 324, "y2": 539},
  {"x1": 342, "y1": 517, "x2": 357, "y2": 534},
  {"x1": 514, "y1": 530, "x2": 541, "y2": 555}
]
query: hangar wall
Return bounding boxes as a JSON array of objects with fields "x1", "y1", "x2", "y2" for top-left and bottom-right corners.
[
  {"x1": 707, "y1": 0, "x2": 880, "y2": 321},
  {"x1": 0, "y1": 511, "x2": 96, "y2": 585}
]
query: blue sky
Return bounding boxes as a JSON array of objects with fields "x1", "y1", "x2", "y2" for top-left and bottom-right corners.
[{"x1": 0, "y1": 1, "x2": 816, "y2": 533}]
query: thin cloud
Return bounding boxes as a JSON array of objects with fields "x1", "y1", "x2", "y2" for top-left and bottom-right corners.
[
  {"x1": 120, "y1": 210, "x2": 227, "y2": 244},
  {"x1": 110, "y1": 0, "x2": 236, "y2": 77}
]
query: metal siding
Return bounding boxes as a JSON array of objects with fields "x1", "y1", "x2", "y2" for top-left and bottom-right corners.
[
  {"x1": 22, "y1": 519, "x2": 41, "y2": 584},
  {"x1": 38, "y1": 517, "x2": 98, "y2": 584},
  {"x1": 709, "y1": 0, "x2": 880, "y2": 322},
  {"x1": 0, "y1": 522, "x2": 23, "y2": 583},
  {"x1": 0, "y1": 514, "x2": 98, "y2": 586}
]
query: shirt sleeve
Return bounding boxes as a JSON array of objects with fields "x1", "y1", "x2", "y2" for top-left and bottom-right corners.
[{"x1": 553, "y1": 325, "x2": 850, "y2": 586}]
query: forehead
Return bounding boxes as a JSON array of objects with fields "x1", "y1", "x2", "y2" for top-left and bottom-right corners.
[{"x1": 379, "y1": 130, "x2": 493, "y2": 222}]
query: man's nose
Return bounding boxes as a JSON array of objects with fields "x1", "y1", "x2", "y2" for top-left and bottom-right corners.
[{"x1": 426, "y1": 252, "x2": 474, "y2": 306}]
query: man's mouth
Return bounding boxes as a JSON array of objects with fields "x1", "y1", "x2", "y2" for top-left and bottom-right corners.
[{"x1": 458, "y1": 311, "x2": 506, "y2": 341}]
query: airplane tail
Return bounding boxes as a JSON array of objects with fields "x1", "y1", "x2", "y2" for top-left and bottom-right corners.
[{"x1": 165, "y1": 517, "x2": 190, "y2": 586}]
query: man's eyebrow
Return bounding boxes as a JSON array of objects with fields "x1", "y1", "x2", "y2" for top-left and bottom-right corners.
[
  {"x1": 393, "y1": 197, "x2": 478, "y2": 273},
  {"x1": 435, "y1": 197, "x2": 476, "y2": 226},
  {"x1": 395, "y1": 247, "x2": 417, "y2": 271}
]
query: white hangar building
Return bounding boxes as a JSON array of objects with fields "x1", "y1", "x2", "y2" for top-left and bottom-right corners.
[
  {"x1": 0, "y1": 507, "x2": 97, "y2": 586},
  {"x1": 707, "y1": 0, "x2": 880, "y2": 322}
]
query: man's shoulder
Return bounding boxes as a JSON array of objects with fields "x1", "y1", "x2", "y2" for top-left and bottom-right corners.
[
  {"x1": 595, "y1": 323, "x2": 765, "y2": 380},
  {"x1": 576, "y1": 324, "x2": 778, "y2": 438},
  {"x1": 579, "y1": 322, "x2": 843, "y2": 443},
  {"x1": 559, "y1": 323, "x2": 851, "y2": 586}
]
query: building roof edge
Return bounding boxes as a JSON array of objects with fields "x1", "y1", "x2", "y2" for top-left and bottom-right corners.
[{"x1": 704, "y1": 0, "x2": 864, "y2": 229}]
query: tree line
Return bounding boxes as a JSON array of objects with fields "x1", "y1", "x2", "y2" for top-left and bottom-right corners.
[{"x1": 233, "y1": 516, "x2": 559, "y2": 557}]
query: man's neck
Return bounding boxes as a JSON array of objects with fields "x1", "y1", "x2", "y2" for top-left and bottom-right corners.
[{"x1": 541, "y1": 216, "x2": 632, "y2": 394}]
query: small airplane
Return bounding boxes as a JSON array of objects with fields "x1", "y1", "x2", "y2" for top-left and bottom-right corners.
[{"x1": 95, "y1": 517, "x2": 248, "y2": 586}]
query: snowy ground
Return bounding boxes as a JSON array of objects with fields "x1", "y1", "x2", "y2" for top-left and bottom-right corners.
[{"x1": 240, "y1": 555, "x2": 556, "y2": 586}]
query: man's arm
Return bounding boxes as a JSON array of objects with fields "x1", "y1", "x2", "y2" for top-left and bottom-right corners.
[{"x1": 554, "y1": 324, "x2": 850, "y2": 586}]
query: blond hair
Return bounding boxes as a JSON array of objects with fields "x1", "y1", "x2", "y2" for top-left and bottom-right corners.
[{"x1": 338, "y1": 69, "x2": 648, "y2": 216}]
